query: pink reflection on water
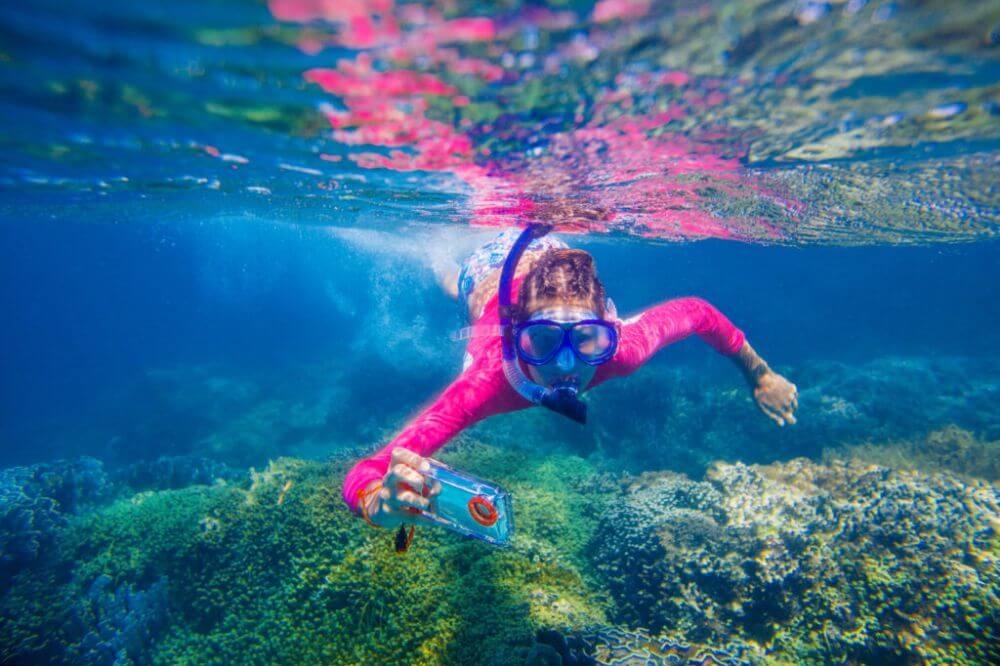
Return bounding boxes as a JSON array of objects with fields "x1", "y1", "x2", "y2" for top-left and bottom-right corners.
[
  {"x1": 269, "y1": 0, "x2": 399, "y2": 48},
  {"x1": 270, "y1": 1, "x2": 792, "y2": 241},
  {"x1": 592, "y1": 0, "x2": 652, "y2": 24},
  {"x1": 306, "y1": 66, "x2": 455, "y2": 97},
  {"x1": 306, "y1": 62, "x2": 473, "y2": 172}
]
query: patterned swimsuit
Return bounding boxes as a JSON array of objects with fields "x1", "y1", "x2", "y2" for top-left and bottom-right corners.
[{"x1": 456, "y1": 229, "x2": 568, "y2": 318}]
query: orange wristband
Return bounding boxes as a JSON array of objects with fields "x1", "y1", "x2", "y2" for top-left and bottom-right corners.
[{"x1": 358, "y1": 482, "x2": 384, "y2": 529}]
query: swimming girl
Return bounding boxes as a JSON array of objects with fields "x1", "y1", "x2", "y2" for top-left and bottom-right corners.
[{"x1": 344, "y1": 226, "x2": 798, "y2": 530}]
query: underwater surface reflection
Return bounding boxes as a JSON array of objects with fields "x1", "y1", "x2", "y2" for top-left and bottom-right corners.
[{"x1": 1, "y1": 0, "x2": 997, "y2": 240}]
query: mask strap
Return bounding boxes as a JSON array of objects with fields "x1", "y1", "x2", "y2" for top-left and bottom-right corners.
[
  {"x1": 605, "y1": 297, "x2": 618, "y2": 320},
  {"x1": 497, "y1": 225, "x2": 588, "y2": 424},
  {"x1": 450, "y1": 325, "x2": 505, "y2": 342}
]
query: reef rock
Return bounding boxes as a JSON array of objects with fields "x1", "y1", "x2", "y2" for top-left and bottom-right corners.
[
  {"x1": 114, "y1": 454, "x2": 246, "y2": 491},
  {"x1": 587, "y1": 356, "x2": 1000, "y2": 477},
  {"x1": 532, "y1": 625, "x2": 762, "y2": 666},
  {"x1": 591, "y1": 458, "x2": 999, "y2": 664},
  {"x1": 827, "y1": 424, "x2": 1000, "y2": 481},
  {"x1": 70, "y1": 574, "x2": 170, "y2": 665},
  {"x1": 0, "y1": 457, "x2": 109, "y2": 584}
]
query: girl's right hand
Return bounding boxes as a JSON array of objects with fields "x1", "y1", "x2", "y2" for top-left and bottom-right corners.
[{"x1": 362, "y1": 448, "x2": 440, "y2": 528}]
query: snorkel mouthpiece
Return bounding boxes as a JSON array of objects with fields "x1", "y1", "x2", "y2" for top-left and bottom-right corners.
[
  {"x1": 540, "y1": 385, "x2": 587, "y2": 424},
  {"x1": 498, "y1": 224, "x2": 588, "y2": 424}
]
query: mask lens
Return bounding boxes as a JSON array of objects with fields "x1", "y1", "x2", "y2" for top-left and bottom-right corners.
[
  {"x1": 570, "y1": 323, "x2": 614, "y2": 363},
  {"x1": 517, "y1": 324, "x2": 565, "y2": 363}
]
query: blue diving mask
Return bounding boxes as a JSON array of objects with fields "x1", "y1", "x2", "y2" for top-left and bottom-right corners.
[
  {"x1": 516, "y1": 309, "x2": 618, "y2": 367},
  {"x1": 519, "y1": 305, "x2": 613, "y2": 396}
]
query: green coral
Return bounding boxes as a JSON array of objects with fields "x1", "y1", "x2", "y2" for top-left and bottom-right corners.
[
  {"x1": 3, "y1": 443, "x2": 611, "y2": 665},
  {"x1": 826, "y1": 424, "x2": 1000, "y2": 481},
  {"x1": 3, "y1": 441, "x2": 997, "y2": 664},
  {"x1": 150, "y1": 444, "x2": 613, "y2": 665}
]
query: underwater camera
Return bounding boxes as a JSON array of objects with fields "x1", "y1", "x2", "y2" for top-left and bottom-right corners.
[{"x1": 419, "y1": 458, "x2": 513, "y2": 547}]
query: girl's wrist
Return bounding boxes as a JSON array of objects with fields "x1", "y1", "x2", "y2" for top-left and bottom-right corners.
[
  {"x1": 734, "y1": 341, "x2": 770, "y2": 387},
  {"x1": 747, "y1": 362, "x2": 771, "y2": 386},
  {"x1": 359, "y1": 481, "x2": 386, "y2": 528}
]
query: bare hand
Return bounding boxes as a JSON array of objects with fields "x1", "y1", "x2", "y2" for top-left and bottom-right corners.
[
  {"x1": 754, "y1": 371, "x2": 798, "y2": 427},
  {"x1": 363, "y1": 448, "x2": 441, "y2": 528}
]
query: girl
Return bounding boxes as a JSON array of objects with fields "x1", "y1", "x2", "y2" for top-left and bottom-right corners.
[{"x1": 345, "y1": 227, "x2": 797, "y2": 529}]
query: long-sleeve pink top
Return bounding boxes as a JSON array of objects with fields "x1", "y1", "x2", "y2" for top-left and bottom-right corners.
[{"x1": 342, "y1": 286, "x2": 745, "y2": 512}]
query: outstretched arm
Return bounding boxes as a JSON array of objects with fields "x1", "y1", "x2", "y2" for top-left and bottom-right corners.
[
  {"x1": 341, "y1": 362, "x2": 510, "y2": 516},
  {"x1": 605, "y1": 297, "x2": 746, "y2": 375},
  {"x1": 599, "y1": 297, "x2": 797, "y2": 425},
  {"x1": 732, "y1": 340, "x2": 798, "y2": 426}
]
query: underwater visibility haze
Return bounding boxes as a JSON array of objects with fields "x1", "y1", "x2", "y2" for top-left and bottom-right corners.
[{"x1": 1, "y1": 0, "x2": 999, "y2": 664}]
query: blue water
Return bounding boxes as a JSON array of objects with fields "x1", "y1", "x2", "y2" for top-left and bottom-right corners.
[
  {"x1": 1, "y1": 0, "x2": 999, "y2": 664},
  {"x1": 2, "y1": 219, "x2": 998, "y2": 467}
]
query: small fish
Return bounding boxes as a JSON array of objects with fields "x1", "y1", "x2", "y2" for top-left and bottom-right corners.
[
  {"x1": 278, "y1": 162, "x2": 323, "y2": 176},
  {"x1": 277, "y1": 480, "x2": 293, "y2": 505},
  {"x1": 927, "y1": 102, "x2": 966, "y2": 119},
  {"x1": 395, "y1": 524, "x2": 415, "y2": 553}
]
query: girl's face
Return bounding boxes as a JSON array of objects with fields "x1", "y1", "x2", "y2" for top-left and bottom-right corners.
[{"x1": 523, "y1": 304, "x2": 600, "y2": 391}]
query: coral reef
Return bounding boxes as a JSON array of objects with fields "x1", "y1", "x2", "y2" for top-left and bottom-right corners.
[
  {"x1": 580, "y1": 355, "x2": 1000, "y2": 478},
  {"x1": 0, "y1": 457, "x2": 109, "y2": 586},
  {"x1": 1, "y1": 443, "x2": 610, "y2": 665},
  {"x1": 530, "y1": 625, "x2": 762, "y2": 666},
  {"x1": 591, "y1": 458, "x2": 1000, "y2": 664},
  {"x1": 2, "y1": 438, "x2": 997, "y2": 664},
  {"x1": 826, "y1": 424, "x2": 1000, "y2": 481},
  {"x1": 70, "y1": 574, "x2": 170, "y2": 665},
  {"x1": 114, "y1": 455, "x2": 247, "y2": 492}
]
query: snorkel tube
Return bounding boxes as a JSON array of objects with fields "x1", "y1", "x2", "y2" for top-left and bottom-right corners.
[{"x1": 498, "y1": 225, "x2": 588, "y2": 424}]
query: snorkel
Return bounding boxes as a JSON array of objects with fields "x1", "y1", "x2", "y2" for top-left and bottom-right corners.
[{"x1": 498, "y1": 224, "x2": 588, "y2": 424}]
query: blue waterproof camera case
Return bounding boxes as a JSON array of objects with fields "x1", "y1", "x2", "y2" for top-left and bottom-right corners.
[{"x1": 419, "y1": 458, "x2": 514, "y2": 547}]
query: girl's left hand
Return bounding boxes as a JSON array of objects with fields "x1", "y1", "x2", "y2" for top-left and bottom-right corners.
[{"x1": 754, "y1": 371, "x2": 798, "y2": 426}]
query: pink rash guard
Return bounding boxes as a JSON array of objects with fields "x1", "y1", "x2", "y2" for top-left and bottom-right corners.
[{"x1": 342, "y1": 284, "x2": 745, "y2": 513}]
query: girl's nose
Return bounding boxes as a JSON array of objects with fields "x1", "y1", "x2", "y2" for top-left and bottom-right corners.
[{"x1": 556, "y1": 347, "x2": 576, "y2": 371}]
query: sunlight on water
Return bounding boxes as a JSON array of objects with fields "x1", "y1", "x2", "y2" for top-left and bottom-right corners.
[{"x1": 0, "y1": 0, "x2": 997, "y2": 242}]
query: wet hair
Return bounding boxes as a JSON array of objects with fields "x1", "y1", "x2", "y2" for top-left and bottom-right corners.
[{"x1": 515, "y1": 248, "x2": 607, "y2": 321}]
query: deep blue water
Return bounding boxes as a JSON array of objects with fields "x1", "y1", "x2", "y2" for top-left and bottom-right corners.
[
  {"x1": 3, "y1": 214, "x2": 998, "y2": 466},
  {"x1": 0, "y1": 0, "x2": 997, "y2": 467}
]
